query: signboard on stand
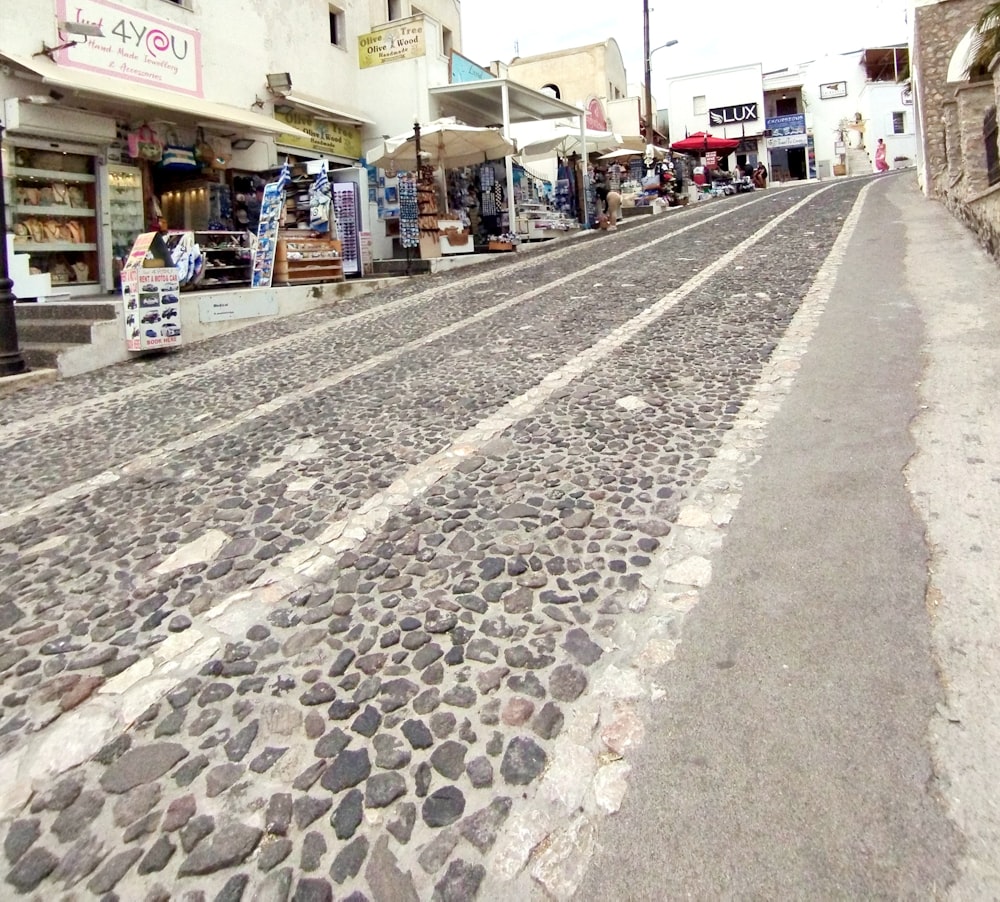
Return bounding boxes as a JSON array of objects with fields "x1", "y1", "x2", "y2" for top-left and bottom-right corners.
[
  {"x1": 251, "y1": 181, "x2": 285, "y2": 288},
  {"x1": 121, "y1": 232, "x2": 181, "y2": 352}
]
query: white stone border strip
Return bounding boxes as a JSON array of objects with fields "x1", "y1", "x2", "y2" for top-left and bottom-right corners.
[
  {"x1": 0, "y1": 192, "x2": 771, "y2": 447},
  {"x1": 0, "y1": 197, "x2": 774, "y2": 534},
  {"x1": 0, "y1": 185, "x2": 841, "y2": 827},
  {"x1": 479, "y1": 181, "x2": 875, "y2": 901}
]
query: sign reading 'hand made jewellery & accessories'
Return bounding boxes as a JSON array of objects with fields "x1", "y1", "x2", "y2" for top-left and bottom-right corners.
[{"x1": 55, "y1": 0, "x2": 203, "y2": 96}]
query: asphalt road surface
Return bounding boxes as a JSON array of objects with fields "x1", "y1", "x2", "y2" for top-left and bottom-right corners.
[{"x1": 1, "y1": 173, "x2": 997, "y2": 901}]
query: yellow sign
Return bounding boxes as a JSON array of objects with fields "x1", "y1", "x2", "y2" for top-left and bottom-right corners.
[
  {"x1": 274, "y1": 110, "x2": 362, "y2": 159},
  {"x1": 358, "y1": 16, "x2": 426, "y2": 69}
]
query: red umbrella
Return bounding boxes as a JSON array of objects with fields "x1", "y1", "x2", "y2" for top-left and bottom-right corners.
[{"x1": 670, "y1": 132, "x2": 742, "y2": 153}]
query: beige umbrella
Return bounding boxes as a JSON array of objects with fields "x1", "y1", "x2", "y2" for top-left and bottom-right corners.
[
  {"x1": 366, "y1": 118, "x2": 515, "y2": 170},
  {"x1": 519, "y1": 125, "x2": 622, "y2": 159}
]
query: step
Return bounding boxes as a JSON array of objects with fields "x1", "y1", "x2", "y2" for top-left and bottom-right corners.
[
  {"x1": 372, "y1": 259, "x2": 431, "y2": 276},
  {"x1": 18, "y1": 343, "x2": 66, "y2": 371},
  {"x1": 14, "y1": 300, "x2": 118, "y2": 321},
  {"x1": 15, "y1": 319, "x2": 96, "y2": 345}
]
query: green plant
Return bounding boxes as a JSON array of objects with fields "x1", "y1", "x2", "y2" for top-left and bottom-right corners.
[{"x1": 968, "y1": 1, "x2": 1000, "y2": 77}]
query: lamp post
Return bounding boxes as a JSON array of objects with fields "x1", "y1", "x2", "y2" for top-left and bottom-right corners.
[
  {"x1": 0, "y1": 123, "x2": 28, "y2": 378},
  {"x1": 644, "y1": 26, "x2": 679, "y2": 149}
]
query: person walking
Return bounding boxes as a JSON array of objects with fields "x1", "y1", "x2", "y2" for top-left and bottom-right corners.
[
  {"x1": 752, "y1": 161, "x2": 768, "y2": 189},
  {"x1": 875, "y1": 138, "x2": 890, "y2": 173},
  {"x1": 605, "y1": 188, "x2": 622, "y2": 230}
]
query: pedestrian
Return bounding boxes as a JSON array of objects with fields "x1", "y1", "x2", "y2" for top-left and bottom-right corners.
[
  {"x1": 752, "y1": 161, "x2": 768, "y2": 189},
  {"x1": 605, "y1": 188, "x2": 621, "y2": 230},
  {"x1": 594, "y1": 167, "x2": 609, "y2": 213},
  {"x1": 875, "y1": 138, "x2": 890, "y2": 173}
]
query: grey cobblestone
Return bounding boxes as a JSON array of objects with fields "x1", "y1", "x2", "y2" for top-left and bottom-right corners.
[{"x1": 0, "y1": 182, "x2": 864, "y2": 898}]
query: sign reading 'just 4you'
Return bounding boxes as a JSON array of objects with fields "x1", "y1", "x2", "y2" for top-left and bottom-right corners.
[
  {"x1": 55, "y1": 0, "x2": 203, "y2": 97},
  {"x1": 358, "y1": 16, "x2": 426, "y2": 69}
]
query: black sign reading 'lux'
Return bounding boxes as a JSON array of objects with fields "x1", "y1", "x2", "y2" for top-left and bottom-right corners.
[{"x1": 708, "y1": 103, "x2": 759, "y2": 125}]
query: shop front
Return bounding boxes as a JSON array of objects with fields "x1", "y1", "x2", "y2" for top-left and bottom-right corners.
[{"x1": 1, "y1": 1, "x2": 309, "y2": 301}]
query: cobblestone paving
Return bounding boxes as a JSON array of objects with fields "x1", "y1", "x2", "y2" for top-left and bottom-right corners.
[{"x1": 0, "y1": 181, "x2": 866, "y2": 899}]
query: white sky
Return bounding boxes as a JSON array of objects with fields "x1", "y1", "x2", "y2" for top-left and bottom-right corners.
[{"x1": 458, "y1": 0, "x2": 910, "y2": 102}]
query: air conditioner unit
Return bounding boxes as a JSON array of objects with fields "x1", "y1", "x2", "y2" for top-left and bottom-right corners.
[{"x1": 3, "y1": 97, "x2": 116, "y2": 144}]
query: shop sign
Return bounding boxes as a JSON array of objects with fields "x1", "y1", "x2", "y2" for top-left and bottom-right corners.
[
  {"x1": 199, "y1": 292, "x2": 277, "y2": 323},
  {"x1": 585, "y1": 98, "x2": 608, "y2": 132},
  {"x1": 819, "y1": 81, "x2": 848, "y2": 99},
  {"x1": 358, "y1": 16, "x2": 426, "y2": 69},
  {"x1": 121, "y1": 233, "x2": 181, "y2": 352},
  {"x1": 451, "y1": 52, "x2": 493, "y2": 84},
  {"x1": 55, "y1": 0, "x2": 203, "y2": 96},
  {"x1": 766, "y1": 133, "x2": 808, "y2": 148},
  {"x1": 709, "y1": 103, "x2": 759, "y2": 126},
  {"x1": 765, "y1": 114, "x2": 806, "y2": 137},
  {"x1": 275, "y1": 110, "x2": 362, "y2": 160}
]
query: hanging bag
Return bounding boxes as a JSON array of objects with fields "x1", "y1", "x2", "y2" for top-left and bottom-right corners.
[
  {"x1": 128, "y1": 124, "x2": 163, "y2": 162},
  {"x1": 159, "y1": 131, "x2": 199, "y2": 171}
]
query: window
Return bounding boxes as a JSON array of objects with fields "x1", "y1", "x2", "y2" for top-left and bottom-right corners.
[
  {"x1": 540, "y1": 83, "x2": 561, "y2": 99},
  {"x1": 891, "y1": 111, "x2": 906, "y2": 134},
  {"x1": 388, "y1": 0, "x2": 403, "y2": 21},
  {"x1": 775, "y1": 97, "x2": 797, "y2": 116},
  {"x1": 442, "y1": 26, "x2": 453, "y2": 57},
  {"x1": 693, "y1": 95, "x2": 707, "y2": 115},
  {"x1": 986, "y1": 106, "x2": 1000, "y2": 187},
  {"x1": 160, "y1": 0, "x2": 192, "y2": 7},
  {"x1": 329, "y1": 4, "x2": 345, "y2": 46}
]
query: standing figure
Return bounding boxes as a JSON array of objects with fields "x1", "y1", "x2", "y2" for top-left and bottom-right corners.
[
  {"x1": 874, "y1": 138, "x2": 890, "y2": 173},
  {"x1": 752, "y1": 161, "x2": 768, "y2": 189},
  {"x1": 605, "y1": 188, "x2": 621, "y2": 230}
]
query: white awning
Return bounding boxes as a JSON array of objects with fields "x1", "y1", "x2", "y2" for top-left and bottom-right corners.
[
  {"x1": 429, "y1": 78, "x2": 584, "y2": 127},
  {"x1": 279, "y1": 91, "x2": 374, "y2": 126},
  {"x1": 0, "y1": 51, "x2": 308, "y2": 138}
]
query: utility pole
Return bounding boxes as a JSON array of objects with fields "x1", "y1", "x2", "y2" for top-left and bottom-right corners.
[{"x1": 643, "y1": 0, "x2": 653, "y2": 146}]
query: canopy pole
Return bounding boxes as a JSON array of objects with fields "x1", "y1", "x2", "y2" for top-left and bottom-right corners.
[
  {"x1": 501, "y1": 81, "x2": 516, "y2": 239},
  {"x1": 580, "y1": 112, "x2": 589, "y2": 228}
]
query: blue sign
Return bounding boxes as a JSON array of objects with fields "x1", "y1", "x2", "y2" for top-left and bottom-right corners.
[
  {"x1": 450, "y1": 52, "x2": 493, "y2": 84},
  {"x1": 765, "y1": 114, "x2": 806, "y2": 136}
]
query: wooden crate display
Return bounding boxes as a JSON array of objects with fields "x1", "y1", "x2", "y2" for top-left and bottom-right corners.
[{"x1": 274, "y1": 236, "x2": 345, "y2": 285}]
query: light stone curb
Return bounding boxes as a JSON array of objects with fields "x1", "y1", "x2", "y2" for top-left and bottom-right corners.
[{"x1": 480, "y1": 181, "x2": 874, "y2": 900}]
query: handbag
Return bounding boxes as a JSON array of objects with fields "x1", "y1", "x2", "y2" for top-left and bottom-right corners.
[
  {"x1": 160, "y1": 146, "x2": 199, "y2": 170},
  {"x1": 128, "y1": 125, "x2": 163, "y2": 162}
]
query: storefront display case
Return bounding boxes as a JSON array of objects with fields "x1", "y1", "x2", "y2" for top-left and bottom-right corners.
[
  {"x1": 8, "y1": 147, "x2": 100, "y2": 291},
  {"x1": 274, "y1": 233, "x2": 344, "y2": 284},
  {"x1": 514, "y1": 202, "x2": 579, "y2": 241}
]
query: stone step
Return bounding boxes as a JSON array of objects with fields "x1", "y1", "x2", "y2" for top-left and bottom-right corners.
[
  {"x1": 14, "y1": 301, "x2": 118, "y2": 321},
  {"x1": 15, "y1": 319, "x2": 96, "y2": 345},
  {"x1": 19, "y1": 343, "x2": 65, "y2": 371}
]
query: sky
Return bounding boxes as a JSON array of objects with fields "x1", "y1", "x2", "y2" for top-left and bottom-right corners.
[{"x1": 458, "y1": 0, "x2": 910, "y2": 102}]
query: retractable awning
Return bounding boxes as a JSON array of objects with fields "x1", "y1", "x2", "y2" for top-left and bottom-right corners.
[
  {"x1": 0, "y1": 51, "x2": 309, "y2": 138},
  {"x1": 429, "y1": 78, "x2": 583, "y2": 127},
  {"x1": 279, "y1": 91, "x2": 374, "y2": 126}
]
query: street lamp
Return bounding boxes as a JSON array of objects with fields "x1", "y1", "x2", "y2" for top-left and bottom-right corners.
[
  {"x1": 0, "y1": 123, "x2": 29, "y2": 378},
  {"x1": 643, "y1": 0, "x2": 677, "y2": 147}
]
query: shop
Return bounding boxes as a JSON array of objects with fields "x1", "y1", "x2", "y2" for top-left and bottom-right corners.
[{"x1": 1, "y1": 16, "x2": 308, "y2": 300}]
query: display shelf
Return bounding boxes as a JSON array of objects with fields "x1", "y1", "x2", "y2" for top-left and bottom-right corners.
[
  {"x1": 274, "y1": 237, "x2": 344, "y2": 285},
  {"x1": 10, "y1": 167, "x2": 96, "y2": 184},
  {"x1": 14, "y1": 205, "x2": 96, "y2": 218},
  {"x1": 11, "y1": 241, "x2": 98, "y2": 253}
]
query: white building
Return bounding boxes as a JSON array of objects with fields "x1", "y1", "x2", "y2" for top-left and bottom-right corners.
[{"x1": 665, "y1": 46, "x2": 913, "y2": 182}]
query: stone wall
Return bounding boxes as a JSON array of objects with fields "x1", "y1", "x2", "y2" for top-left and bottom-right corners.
[
  {"x1": 914, "y1": 0, "x2": 1000, "y2": 264},
  {"x1": 913, "y1": 0, "x2": 984, "y2": 191}
]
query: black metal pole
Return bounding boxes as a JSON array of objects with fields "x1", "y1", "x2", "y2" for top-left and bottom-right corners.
[
  {"x1": 0, "y1": 124, "x2": 29, "y2": 377},
  {"x1": 413, "y1": 121, "x2": 422, "y2": 173},
  {"x1": 643, "y1": 0, "x2": 653, "y2": 147}
]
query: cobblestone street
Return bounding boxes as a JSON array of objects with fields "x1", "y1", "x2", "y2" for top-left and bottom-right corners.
[{"x1": 2, "y1": 179, "x2": 881, "y2": 899}]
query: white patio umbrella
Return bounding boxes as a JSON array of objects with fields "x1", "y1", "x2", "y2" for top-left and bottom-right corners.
[
  {"x1": 366, "y1": 118, "x2": 516, "y2": 170},
  {"x1": 519, "y1": 125, "x2": 623, "y2": 159},
  {"x1": 598, "y1": 147, "x2": 664, "y2": 160}
]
